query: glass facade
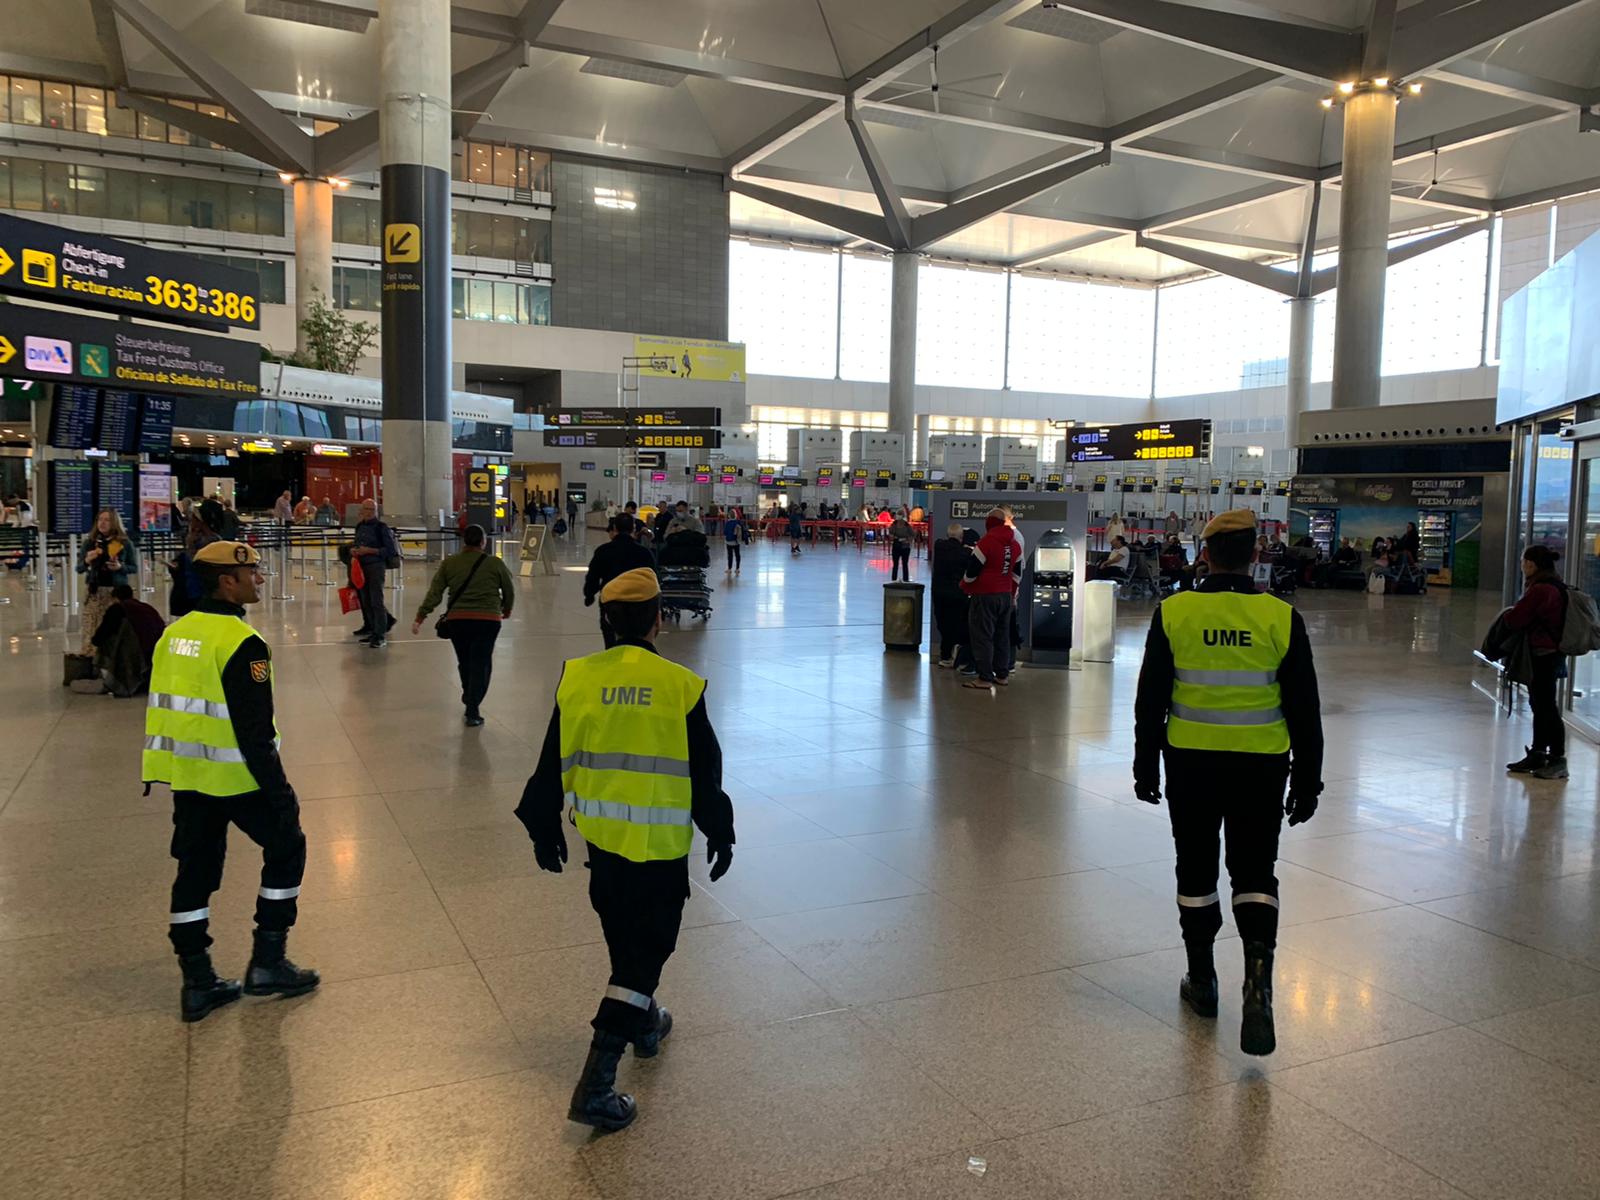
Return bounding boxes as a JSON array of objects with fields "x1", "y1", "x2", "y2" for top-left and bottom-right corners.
[
  {"x1": 452, "y1": 140, "x2": 554, "y2": 193},
  {"x1": 0, "y1": 156, "x2": 286, "y2": 234},
  {"x1": 1, "y1": 73, "x2": 237, "y2": 147}
]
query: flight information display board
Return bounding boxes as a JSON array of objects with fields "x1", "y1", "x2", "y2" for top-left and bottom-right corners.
[
  {"x1": 1067, "y1": 419, "x2": 1211, "y2": 463},
  {"x1": 95, "y1": 460, "x2": 136, "y2": 530},
  {"x1": 0, "y1": 212, "x2": 259, "y2": 330},
  {"x1": 96, "y1": 388, "x2": 139, "y2": 453},
  {"x1": 544, "y1": 428, "x2": 721, "y2": 449},
  {"x1": 552, "y1": 407, "x2": 721, "y2": 428},
  {"x1": 48, "y1": 460, "x2": 96, "y2": 534},
  {"x1": 48, "y1": 384, "x2": 100, "y2": 449},
  {"x1": 137, "y1": 394, "x2": 175, "y2": 452}
]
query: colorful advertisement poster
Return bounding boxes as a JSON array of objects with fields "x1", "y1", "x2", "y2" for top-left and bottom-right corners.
[
  {"x1": 1289, "y1": 475, "x2": 1485, "y2": 587},
  {"x1": 138, "y1": 463, "x2": 172, "y2": 532},
  {"x1": 633, "y1": 336, "x2": 746, "y2": 382}
]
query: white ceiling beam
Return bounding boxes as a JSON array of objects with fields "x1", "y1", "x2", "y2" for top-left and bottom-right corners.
[
  {"x1": 1295, "y1": 179, "x2": 1322, "y2": 298},
  {"x1": 844, "y1": 96, "x2": 914, "y2": 248},
  {"x1": 1494, "y1": 173, "x2": 1600, "y2": 210},
  {"x1": 489, "y1": 125, "x2": 725, "y2": 174},
  {"x1": 109, "y1": 0, "x2": 314, "y2": 173},
  {"x1": 1049, "y1": 1, "x2": 1361, "y2": 84},
  {"x1": 114, "y1": 91, "x2": 287, "y2": 168},
  {"x1": 948, "y1": 147, "x2": 1095, "y2": 204},
  {"x1": 1362, "y1": 0, "x2": 1397, "y2": 78},
  {"x1": 1390, "y1": 0, "x2": 1594, "y2": 80},
  {"x1": 1009, "y1": 231, "x2": 1122, "y2": 268},
  {"x1": 725, "y1": 177, "x2": 896, "y2": 248},
  {"x1": 313, "y1": 110, "x2": 380, "y2": 177},
  {"x1": 451, "y1": 43, "x2": 528, "y2": 139},
  {"x1": 1156, "y1": 226, "x2": 1303, "y2": 256},
  {"x1": 1136, "y1": 232, "x2": 1300, "y2": 295},
  {"x1": 1383, "y1": 183, "x2": 1496, "y2": 215},
  {"x1": 535, "y1": 27, "x2": 846, "y2": 98},
  {"x1": 1432, "y1": 59, "x2": 1600, "y2": 109},
  {"x1": 846, "y1": 0, "x2": 1031, "y2": 98},
  {"x1": 723, "y1": 99, "x2": 840, "y2": 176},
  {"x1": 1583, "y1": 108, "x2": 1600, "y2": 133},
  {"x1": 912, "y1": 146, "x2": 1111, "y2": 248},
  {"x1": 864, "y1": 89, "x2": 1102, "y2": 144},
  {"x1": 742, "y1": 163, "x2": 947, "y2": 206},
  {"x1": 1141, "y1": 181, "x2": 1302, "y2": 233},
  {"x1": 88, "y1": 0, "x2": 128, "y2": 90},
  {"x1": 1121, "y1": 138, "x2": 1318, "y2": 182},
  {"x1": 1107, "y1": 68, "x2": 1282, "y2": 143}
]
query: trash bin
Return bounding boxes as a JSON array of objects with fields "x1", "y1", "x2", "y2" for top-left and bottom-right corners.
[
  {"x1": 1082, "y1": 579, "x2": 1118, "y2": 663},
  {"x1": 882, "y1": 581, "x2": 925, "y2": 651}
]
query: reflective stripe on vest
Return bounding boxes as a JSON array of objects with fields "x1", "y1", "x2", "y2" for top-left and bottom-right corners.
[
  {"x1": 556, "y1": 645, "x2": 706, "y2": 863},
  {"x1": 142, "y1": 610, "x2": 275, "y2": 796},
  {"x1": 1162, "y1": 589, "x2": 1292, "y2": 754}
]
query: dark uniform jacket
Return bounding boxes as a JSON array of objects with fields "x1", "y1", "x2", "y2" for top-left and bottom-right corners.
[
  {"x1": 581, "y1": 536, "x2": 655, "y2": 605},
  {"x1": 179, "y1": 599, "x2": 294, "y2": 806},
  {"x1": 514, "y1": 638, "x2": 736, "y2": 886},
  {"x1": 1133, "y1": 573, "x2": 1323, "y2": 796}
]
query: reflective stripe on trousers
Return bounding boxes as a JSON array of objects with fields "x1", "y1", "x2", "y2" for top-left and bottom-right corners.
[
  {"x1": 567, "y1": 794, "x2": 693, "y2": 826},
  {"x1": 1233, "y1": 892, "x2": 1279, "y2": 909},
  {"x1": 258, "y1": 885, "x2": 301, "y2": 900},
  {"x1": 560, "y1": 750, "x2": 692, "y2": 778},
  {"x1": 606, "y1": 984, "x2": 653, "y2": 1010},
  {"x1": 1169, "y1": 701, "x2": 1285, "y2": 726},
  {"x1": 1177, "y1": 892, "x2": 1219, "y2": 907}
]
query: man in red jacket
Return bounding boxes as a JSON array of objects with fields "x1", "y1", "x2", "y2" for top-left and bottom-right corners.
[{"x1": 961, "y1": 510, "x2": 1022, "y2": 689}]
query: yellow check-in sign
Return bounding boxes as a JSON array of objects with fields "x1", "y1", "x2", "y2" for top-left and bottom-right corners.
[{"x1": 384, "y1": 223, "x2": 420, "y2": 263}]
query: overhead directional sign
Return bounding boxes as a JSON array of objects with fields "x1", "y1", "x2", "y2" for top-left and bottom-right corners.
[
  {"x1": 1067, "y1": 419, "x2": 1211, "y2": 464},
  {"x1": 0, "y1": 305, "x2": 260, "y2": 399},
  {"x1": 545, "y1": 428, "x2": 722, "y2": 449},
  {"x1": 553, "y1": 407, "x2": 722, "y2": 429},
  {"x1": 0, "y1": 212, "x2": 260, "y2": 330}
]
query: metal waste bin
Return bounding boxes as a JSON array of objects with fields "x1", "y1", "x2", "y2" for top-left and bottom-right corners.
[
  {"x1": 1082, "y1": 579, "x2": 1118, "y2": 663},
  {"x1": 882, "y1": 581, "x2": 925, "y2": 651}
]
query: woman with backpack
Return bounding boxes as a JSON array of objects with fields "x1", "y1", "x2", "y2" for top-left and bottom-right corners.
[{"x1": 1503, "y1": 545, "x2": 1570, "y2": 780}]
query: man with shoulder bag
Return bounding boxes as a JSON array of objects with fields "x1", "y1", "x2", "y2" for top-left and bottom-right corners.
[
  {"x1": 351, "y1": 499, "x2": 400, "y2": 648},
  {"x1": 413, "y1": 524, "x2": 516, "y2": 726}
]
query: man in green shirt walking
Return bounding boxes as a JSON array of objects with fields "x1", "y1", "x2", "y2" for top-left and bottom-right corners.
[{"x1": 412, "y1": 524, "x2": 517, "y2": 726}]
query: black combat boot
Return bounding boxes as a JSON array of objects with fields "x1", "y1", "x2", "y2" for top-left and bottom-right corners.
[
  {"x1": 1240, "y1": 941, "x2": 1276, "y2": 1057},
  {"x1": 243, "y1": 930, "x2": 321, "y2": 997},
  {"x1": 1506, "y1": 746, "x2": 1546, "y2": 773},
  {"x1": 568, "y1": 1032, "x2": 637, "y2": 1131},
  {"x1": 1179, "y1": 942, "x2": 1219, "y2": 1018},
  {"x1": 632, "y1": 1002, "x2": 674, "y2": 1058},
  {"x1": 179, "y1": 952, "x2": 242, "y2": 1023}
]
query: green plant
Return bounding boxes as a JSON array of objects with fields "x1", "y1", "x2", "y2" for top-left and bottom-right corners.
[{"x1": 295, "y1": 287, "x2": 377, "y2": 374}]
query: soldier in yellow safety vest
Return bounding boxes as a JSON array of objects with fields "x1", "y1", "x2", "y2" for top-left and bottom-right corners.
[
  {"x1": 142, "y1": 540, "x2": 319, "y2": 1023},
  {"x1": 515, "y1": 567, "x2": 736, "y2": 1131},
  {"x1": 1133, "y1": 509, "x2": 1323, "y2": 1057}
]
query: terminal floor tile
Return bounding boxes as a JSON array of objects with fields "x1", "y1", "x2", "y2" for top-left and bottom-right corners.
[{"x1": 1, "y1": 535, "x2": 1596, "y2": 1198}]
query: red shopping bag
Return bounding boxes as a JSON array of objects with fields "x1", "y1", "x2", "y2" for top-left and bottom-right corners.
[
  {"x1": 349, "y1": 556, "x2": 366, "y2": 588},
  {"x1": 338, "y1": 586, "x2": 361, "y2": 615}
]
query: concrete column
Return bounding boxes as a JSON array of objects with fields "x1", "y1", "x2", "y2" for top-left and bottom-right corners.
[
  {"x1": 378, "y1": 0, "x2": 453, "y2": 521},
  {"x1": 914, "y1": 412, "x2": 930, "y2": 467},
  {"x1": 292, "y1": 176, "x2": 333, "y2": 357},
  {"x1": 1330, "y1": 88, "x2": 1396, "y2": 409},
  {"x1": 889, "y1": 250, "x2": 918, "y2": 446},
  {"x1": 1286, "y1": 296, "x2": 1315, "y2": 455}
]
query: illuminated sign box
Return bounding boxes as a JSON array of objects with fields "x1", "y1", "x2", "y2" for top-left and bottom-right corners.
[{"x1": 1067, "y1": 419, "x2": 1211, "y2": 464}]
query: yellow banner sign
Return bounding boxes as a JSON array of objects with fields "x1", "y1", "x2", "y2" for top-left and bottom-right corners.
[{"x1": 634, "y1": 336, "x2": 745, "y2": 382}]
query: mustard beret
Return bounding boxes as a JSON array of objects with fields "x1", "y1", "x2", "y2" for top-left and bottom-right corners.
[
  {"x1": 193, "y1": 540, "x2": 261, "y2": 566},
  {"x1": 1201, "y1": 509, "x2": 1258, "y2": 539},
  {"x1": 600, "y1": 566, "x2": 660, "y2": 604}
]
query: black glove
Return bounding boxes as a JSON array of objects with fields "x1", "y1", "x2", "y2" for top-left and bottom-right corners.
[
  {"x1": 1285, "y1": 788, "x2": 1319, "y2": 827},
  {"x1": 1134, "y1": 779, "x2": 1161, "y2": 805},
  {"x1": 706, "y1": 843, "x2": 733, "y2": 882},
  {"x1": 534, "y1": 832, "x2": 569, "y2": 873},
  {"x1": 583, "y1": 594, "x2": 594, "y2": 607}
]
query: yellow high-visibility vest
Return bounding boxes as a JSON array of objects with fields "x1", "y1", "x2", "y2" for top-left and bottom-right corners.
[
  {"x1": 143, "y1": 610, "x2": 275, "y2": 796},
  {"x1": 1162, "y1": 589, "x2": 1293, "y2": 754},
  {"x1": 556, "y1": 645, "x2": 705, "y2": 863}
]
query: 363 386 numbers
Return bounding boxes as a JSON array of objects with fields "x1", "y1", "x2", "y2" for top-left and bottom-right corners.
[{"x1": 144, "y1": 275, "x2": 257, "y2": 323}]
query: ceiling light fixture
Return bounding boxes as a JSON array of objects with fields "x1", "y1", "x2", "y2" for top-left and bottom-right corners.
[
  {"x1": 278, "y1": 172, "x2": 297, "y2": 184},
  {"x1": 1321, "y1": 78, "x2": 1418, "y2": 109},
  {"x1": 1338, "y1": 81, "x2": 1355, "y2": 94}
]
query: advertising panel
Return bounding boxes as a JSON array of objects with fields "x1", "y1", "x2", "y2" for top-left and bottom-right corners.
[{"x1": 633, "y1": 336, "x2": 745, "y2": 382}]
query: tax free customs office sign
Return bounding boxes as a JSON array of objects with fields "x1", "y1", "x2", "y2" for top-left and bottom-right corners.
[{"x1": 0, "y1": 305, "x2": 259, "y2": 399}]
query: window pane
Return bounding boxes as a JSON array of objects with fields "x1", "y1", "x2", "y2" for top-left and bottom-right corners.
[
  {"x1": 451, "y1": 216, "x2": 465, "y2": 256},
  {"x1": 106, "y1": 93, "x2": 137, "y2": 137},
  {"x1": 138, "y1": 110, "x2": 165, "y2": 141},
  {"x1": 259, "y1": 259, "x2": 287, "y2": 304},
  {"x1": 0, "y1": 76, "x2": 8, "y2": 124},
  {"x1": 492, "y1": 146, "x2": 515, "y2": 187},
  {"x1": 165, "y1": 101, "x2": 192, "y2": 145},
  {"x1": 106, "y1": 167, "x2": 138, "y2": 221},
  {"x1": 137, "y1": 174, "x2": 168, "y2": 223},
  {"x1": 468, "y1": 278, "x2": 493, "y2": 320},
  {"x1": 839, "y1": 252, "x2": 890, "y2": 382},
  {"x1": 228, "y1": 184, "x2": 258, "y2": 234},
  {"x1": 40, "y1": 80, "x2": 69, "y2": 128},
  {"x1": 491, "y1": 214, "x2": 514, "y2": 259},
  {"x1": 728, "y1": 239, "x2": 839, "y2": 379},
  {"x1": 9, "y1": 158, "x2": 42, "y2": 210},
  {"x1": 0, "y1": 157, "x2": 10, "y2": 209},
  {"x1": 43, "y1": 161, "x2": 71, "y2": 213},
  {"x1": 451, "y1": 276, "x2": 466, "y2": 319},
  {"x1": 167, "y1": 174, "x2": 197, "y2": 225},
  {"x1": 528, "y1": 283, "x2": 550, "y2": 325},
  {"x1": 74, "y1": 86, "x2": 107, "y2": 135},
  {"x1": 1381, "y1": 229, "x2": 1488, "y2": 376},
  {"x1": 193, "y1": 179, "x2": 227, "y2": 229},
  {"x1": 529, "y1": 151, "x2": 552, "y2": 193},
  {"x1": 451, "y1": 144, "x2": 465, "y2": 181},
  {"x1": 72, "y1": 165, "x2": 107, "y2": 217},
  {"x1": 469, "y1": 143, "x2": 492, "y2": 184},
  {"x1": 493, "y1": 279, "x2": 518, "y2": 321},
  {"x1": 259, "y1": 186, "x2": 284, "y2": 236},
  {"x1": 917, "y1": 262, "x2": 1006, "y2": 389},
  {"x1": 1008, "y1": 273, "x2": 1155, "y2": 398},
  {"x1": 1154, "y1": 273, "x2": 1291, "y2": 396},
  {"x1": 10, "y1": 78, "x2": 41, "y2": 125}
]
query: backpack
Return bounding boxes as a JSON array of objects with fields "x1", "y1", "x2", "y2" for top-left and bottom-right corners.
[{"x1": 1555, "y1": 584, "x2": 1600, "y2": 656}]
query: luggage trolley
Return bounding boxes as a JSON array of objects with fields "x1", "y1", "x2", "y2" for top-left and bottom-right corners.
[{"x1": 657, "y1": 565, "x2": 713, "y2": 622}]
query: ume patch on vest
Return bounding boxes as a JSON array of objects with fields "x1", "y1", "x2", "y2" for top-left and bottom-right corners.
[
  {"x1": 1203, "y1": 629, "x2": 1253, "y2": 646},
  {"x1": 600, "y1": 686, "x2": 654, "y2": 705}
]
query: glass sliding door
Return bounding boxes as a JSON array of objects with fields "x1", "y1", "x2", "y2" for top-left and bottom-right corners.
[{"x1": 1569, "y1": 440, "x2": 1600, "y2": 738}]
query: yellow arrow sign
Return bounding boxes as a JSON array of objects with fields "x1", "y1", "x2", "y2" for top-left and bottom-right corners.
[
  {"x1": 0, "y1": 336, "x2": 14, "y2": 366},
  {"x1": 0, "y1": 247, "x2": 11, "y2": 276}
]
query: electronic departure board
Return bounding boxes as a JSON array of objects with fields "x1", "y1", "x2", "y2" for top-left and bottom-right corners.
[
  {"x1": 137, "y1": 394, "x2": 175, "y2": 453},
  {"x1": 544, "y1": 429, "x2": 722, "y2": 449},
  {"x1": 95, "y1": 460, "x2": 137, "y2": 531},
  {"x1": 48, "y1": 384, "x2": 100, "y2": 449},
  {"x1": 96, "y1": 388, "x2": 138, "y2": 453},
  {"x1": 48, "y1": 460, "x2": 95, "y2": 534},
  {"x1": 552, "y1": 407, "x2": 721, "y2": 428},
  {"x1": 1067, "y1": 419, "x2": 1211, "y2": 464}
]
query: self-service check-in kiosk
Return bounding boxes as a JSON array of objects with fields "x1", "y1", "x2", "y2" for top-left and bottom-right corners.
[{"x1": 925, "y1": 489, "x2": 1090, "y2": 668}]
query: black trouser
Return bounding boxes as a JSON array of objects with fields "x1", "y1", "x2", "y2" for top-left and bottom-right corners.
[
  {"x1": 1163, "y1": 748, "x2": 1289, "y2": 949},
  {"x1": 891, "y1": 540, "x2": 911, "y2": 580},
  {"x1": 587, "y1": 851, "x2": 688, "y2": 1038},
  {"x1": 168, "y1": 790, "x2": 307, "y2": 957},
  {"x1": 725, "y1": 541, "x2": 741, "y2": 570},
  {"x1": 1529, "y1": 653, "x2": 1566, "y2": 758},
  {"x1": 357, "y1": 564, "x2": 388, "y2": 632},
  {"x1": 446, "y1": 619, "x2": 501, "y2": 715},
  {"x1": 968, "y1": 593, "x2": 1013, "y2": 682},
  {"x1": 933, "y1": 591, "x2": 966, "y2": 661}
]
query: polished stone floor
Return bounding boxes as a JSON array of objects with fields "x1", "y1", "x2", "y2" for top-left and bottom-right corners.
[{"x1": 1, "y1": 535, "x2": 1597, "y2": 1199}]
